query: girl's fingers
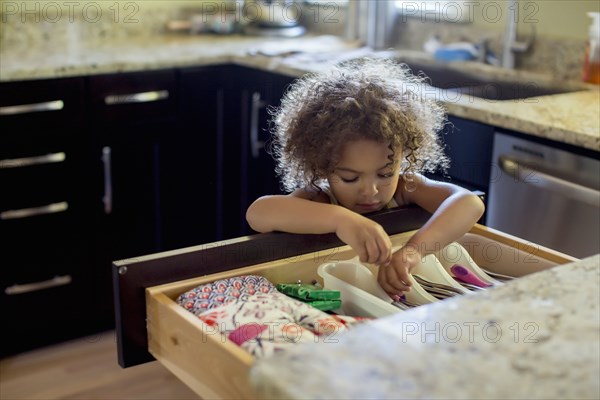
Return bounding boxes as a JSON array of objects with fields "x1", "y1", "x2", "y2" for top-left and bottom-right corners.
[
  {"x1": 397, "y1": 266, "x2": 412, "y2": 290},
  {"x1": 379, "y1": 264, "x2": 411, "y2": 295},
  {"x1": 355, "y1": 244, "x2": 369, "y2": 264},
  {"x1": 377, "y1": 267, "x2": 396, "y2": 294},
  {"x1": 365, "y1": 240, "x2": 377, "y2": 263},
  {"x1": 379, "y1": 235, "x2": 392, "y2": 266}
]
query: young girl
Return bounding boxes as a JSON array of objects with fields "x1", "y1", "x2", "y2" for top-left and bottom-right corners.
[{"x1": 246, "y1": 58, "x2": 485, "y2": 297}]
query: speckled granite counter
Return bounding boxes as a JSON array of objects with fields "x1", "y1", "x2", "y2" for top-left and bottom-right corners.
[
  {"x1": 1, "y1": 33, "x2": 598, "y2": 151},
  {"x1": 0, "y1": 34, "x2": 358, "y2": 80},
  {"x1": 250, "y1": 254, "x2": 600, "y2": 400}
]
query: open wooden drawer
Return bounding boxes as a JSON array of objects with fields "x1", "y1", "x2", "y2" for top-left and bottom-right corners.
[{"x1": 141, "y1": 223, "x2": 577, "y2": 399}]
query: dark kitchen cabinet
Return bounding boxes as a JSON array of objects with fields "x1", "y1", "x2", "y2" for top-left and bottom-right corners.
[
  {"x1": 0, "y1": 65, "x2": 296, "y2": 356},
  {"x1": 425, "y1": 115, "x2": 493, "y2": 224},
  {"x1": 88, "y1": 70, "x2": 178, "y2": 326},
  {"x1": 164, "y1": 66, "x2": 221, "y2": 248},
  {"x1": 89, "y1": 70, "x2": 177, "y2": 258},
  {"x1": 0, "y1": 77, "x2": 100, "y2": 356},
  {"x1": 435, "y1": 115, "x2": 494, "y2": 192},
  {"x1": 235, "y1": 67, "x2": 296, "y2": 236}
]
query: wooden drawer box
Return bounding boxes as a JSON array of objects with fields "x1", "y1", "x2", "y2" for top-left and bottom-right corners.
[{"x1": 137, "y1": 223, "x2": 575, "y2": 399}]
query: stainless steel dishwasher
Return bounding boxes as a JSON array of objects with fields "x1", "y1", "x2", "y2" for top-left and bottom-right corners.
[{"x1": 486, "y1": 131, "x2": 600, "y2": 258}]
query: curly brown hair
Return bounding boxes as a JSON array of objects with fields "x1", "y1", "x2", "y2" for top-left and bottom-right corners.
[{"x1": 269, "y1": 57, "x2": 449, "y2": 193}]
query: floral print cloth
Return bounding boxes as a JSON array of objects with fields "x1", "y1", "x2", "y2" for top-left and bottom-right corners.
[
  {"x1": 195, "y1": 291, "x2": 349, "y2": 357},
  {"x1": 177, "y1": 275, "x2": 370, "y2": 358},
  {"x1": 177, "y1": 275, "x2": 277, "y2": 312}
]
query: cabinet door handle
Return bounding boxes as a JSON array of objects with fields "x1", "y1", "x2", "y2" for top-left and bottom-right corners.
[
  {"x1": 0, "y1": 201, "x2": 68, "y2": 220},
  {"x1": 0, "y1": 100, "x2": 64, "y2": 116},
  {"x1": 5, "y1": 275, "x2": 72, "y2": 295},
  {"x1": 0, "y1": 152, "x2": 66, "y2": 169},
  {"x1": 499, "y1": 156, "x2": 600, "y2": 208},
  {"x1": 250, "y1": 92, "x2": 267, "y2": 159},
  {"x1": 104, "y1": 90, "x2": 169, "y2": 105},
  {"x1": 102, "y1": 146, "x2": 113, "y2": 215}
]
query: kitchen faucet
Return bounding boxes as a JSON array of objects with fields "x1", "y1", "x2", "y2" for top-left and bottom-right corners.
[
  {"x1": 502, "y1": 0, "x2": 534, "y2": 68},
  {"x1": 345, "y1": 0, "x2": 396, "y2": 50}
]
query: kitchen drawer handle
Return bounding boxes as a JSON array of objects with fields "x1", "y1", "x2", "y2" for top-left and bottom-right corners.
[
  {"x1": 499, "y1": 157, "x2": 600, "y2": 208},
  {"x1": 0, "y1": 152, "x2": 66, "y2": 169},
  {"x1": 0, "y1": 100, "x2": 64, "y2": 116},
  {"x1": 102, "y1": 146, "x2": 113, "y2": 215},
  {"x1": 5, "y1": 275, "x2": 72, "y2": 295},
  {"x1": 104, "y1": 90, "x2": 169, "y2": 105},
  {"x1": 0, "y1": 201, "x2": 68, "y2": 220},
  {"x1": 250, "y1": 92, "x2": 267, "y2": 159}
]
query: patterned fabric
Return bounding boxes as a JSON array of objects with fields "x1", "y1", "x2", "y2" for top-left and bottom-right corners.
[
  {"x1": 176, "y1": 275, "x2": 276, "y2": 313},
  {"x1": 193, "y1": 291, "x2": 349, "y2": 358},
  {"x1": 177, "y1": 275, "x2": 373, "y2": 358}
]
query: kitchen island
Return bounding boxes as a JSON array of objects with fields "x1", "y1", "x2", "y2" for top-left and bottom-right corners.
[
  {"x1": 249, "y1": 254, "x2": 600, "y2": 399},
  {"x1": 1, "y1": 33, "x2": 599, "y2": 152}
]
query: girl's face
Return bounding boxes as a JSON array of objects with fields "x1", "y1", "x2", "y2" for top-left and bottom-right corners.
[{"x1": 327, "y1": 139, "x2": 401, "y2": 214}]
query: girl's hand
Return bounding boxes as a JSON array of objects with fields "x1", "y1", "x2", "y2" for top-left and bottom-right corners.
[
  {"x1": 334, "y1": 212, "x2": 392, "y2": 267},
  {"x1": 377, "y1": 245, "x2": 421, "y2": 296}
]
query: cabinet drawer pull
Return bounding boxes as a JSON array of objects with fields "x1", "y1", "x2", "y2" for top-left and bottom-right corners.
[
  {"x1": 0, "y1": 100, "x2": 64, "y2": 116},
  {"x1": 102, "y1": 146, "x2": 113, "y2": 214},
  {"x1": 250, "y1": 92, "x2": 267, "y2": 159},
  {"x1": 0, "y1": 201, "x2": 68, "y2": 220},
  {"x1": 104, "y1": 90, "x2": 169, "y2": 105},
  {"x1": 0, "y1": 152, "x2": 66, "y2": 169},
  {"x1": 5, "y1": 275, "x2": 72, "y2": 295}
]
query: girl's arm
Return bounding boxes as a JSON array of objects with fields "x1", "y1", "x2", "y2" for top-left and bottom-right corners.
[
  {"x1": 247, "y1": 189, "x2": 337, "y2": 234},
  {"x1": 401, "y1": 174, "x2": 485, "y2": 253},
  {"x1": 379, "y1": 174, "x2": 485, "y2": 295},
  {"x1": 246, "y1": 190, "x2": 392, "y2": 265}
]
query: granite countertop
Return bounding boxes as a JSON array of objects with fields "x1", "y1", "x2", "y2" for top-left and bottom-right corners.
[
  {"x1": 250, "y1": 254, "x2": 600, "y2": 400},
  {"x1": 1, "y1": 33, "x2": 598, "y2": 151}
]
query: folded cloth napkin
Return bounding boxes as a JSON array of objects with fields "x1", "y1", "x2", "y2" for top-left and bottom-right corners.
[
  {"x1": 190, "y1": 291, "x2": 350, "y2": 358},
  {"x1": 177, "y1": 275, "x2": 372, "y2": 358}
]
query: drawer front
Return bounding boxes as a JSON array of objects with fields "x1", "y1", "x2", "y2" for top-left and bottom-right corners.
[
  {"x1": 89, "y1": 70, "x2": 177, "y2": 124},
  {"x1": 0, "y1": 269, "x2": 97, "y2": 357},
  {"x1": 145, "y1": 225, "x2": 575, "y2": 399},
  {"x1": 0, "y1": 140, "x2": 88, "y2": 286},
  {"x1": 0, "y1": 155, "x2": 73, "y2": 211},
  {"x1": 0, "y1": 125, "x2": 87, "y2": 210},
  {"x1": 0, "y1": 78, "x2": 85, "y2": 133},
  {"x1": 0, "y1": 211, "x2": 87, "y2": 284}
]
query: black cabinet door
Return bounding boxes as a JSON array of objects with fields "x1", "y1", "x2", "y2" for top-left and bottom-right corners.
[
  {"x1": 236, "y1": 67, "x2": 296, "y2": 236},
  {"x1": 89, "y1": 70, "x2": 177, "y2": 258},
  {"x1": 0, "y1": 77, "x2": 99, "y2": 356},
  {"x1": 91, "y1": 126, "x2": 162, "y2": 260},
  {"x1": 159, "y1": 66, "x2": 222, "y2": 249},
  {"x1": 436, "y1": 115, "x2": 494, "y2": 192},
  {"x1": 89, "y1": 70, "x2": 177, "y2": 325}
]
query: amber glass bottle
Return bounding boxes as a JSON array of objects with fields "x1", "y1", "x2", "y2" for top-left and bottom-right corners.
[{"x1": 583, "y1": 12, "x2": 600, "y2": 84}]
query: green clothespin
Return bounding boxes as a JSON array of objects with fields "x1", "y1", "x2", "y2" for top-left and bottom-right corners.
[{"x1": 276, "y1": 283, "x2": 340, "y2": 301}]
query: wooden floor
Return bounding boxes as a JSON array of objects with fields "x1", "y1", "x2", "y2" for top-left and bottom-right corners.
[{"x1": 0, "y1": 331, "x2": 199, "y2": 400}]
